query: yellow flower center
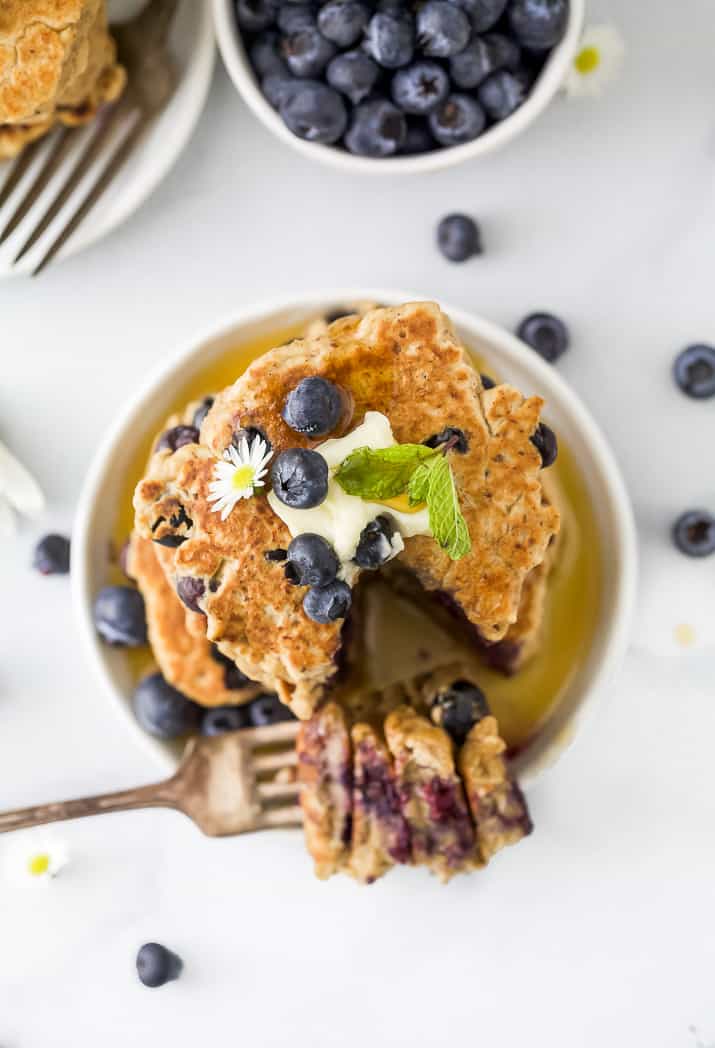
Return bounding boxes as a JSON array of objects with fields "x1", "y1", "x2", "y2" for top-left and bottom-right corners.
[
  {"x1": 575, "y1": 46, "x2": 601, "y2": 75},
  {"x1": 28, "y1": 852, "x2": 51, "y2": 876},
  {"x1": 232, "y1": 464, "x2": 255, "y2": 490}
]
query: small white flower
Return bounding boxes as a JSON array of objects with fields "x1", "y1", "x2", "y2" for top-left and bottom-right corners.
[
  {"x1": 3, "y1": 834, "x2": 69, "y2": 883},
  {"x1": 207, "y1": 434, "x2": 273, "y2": 521},
  {"x1": 0, "y1": 437, "x2": 45, "y2": 535},
  {"x1": 564, "y1": 24, "x2": 625, "y2": 98}
]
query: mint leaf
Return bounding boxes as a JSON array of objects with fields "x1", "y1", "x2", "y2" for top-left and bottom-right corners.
[
  {"x1": 407, "y1": 460, "x2": 433, "y2": 505},
  {"x1": 335, "y1": 444, "x2": 435, "y2": 500},
  {"x1": 425, "y1": 455, "x2": 471, "y2": 561}
]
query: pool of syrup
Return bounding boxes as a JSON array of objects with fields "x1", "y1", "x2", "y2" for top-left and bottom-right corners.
[{"x1": 111, "y1": 319, "x2": 602, "y2": 752}]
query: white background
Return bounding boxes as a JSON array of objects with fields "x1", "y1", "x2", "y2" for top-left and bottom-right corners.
[{"x1": 1, "y1": 1, "x2": 715, "y2": 1045}]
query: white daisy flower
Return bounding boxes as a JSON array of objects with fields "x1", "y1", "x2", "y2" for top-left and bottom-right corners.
[
  {"x1": 0, "y1": 437, "x2": 45, "y2": 535},
  {"x1": 3, "y1": 834, "x2": 70, "y2": 883},
  {"x1": 207, "y1": 434, "x2": 273, "y2": 521},
  {"x1": 564, "y1": 24, "x2": 625, "y2": 98}
]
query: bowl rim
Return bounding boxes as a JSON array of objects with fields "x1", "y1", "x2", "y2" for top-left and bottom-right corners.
[
  {"x1": 211, "y1": 0, "x2": 585, "y2": 176},
  {"x1": 72, "y1": 288, "x2": 637, "y2": 781}
]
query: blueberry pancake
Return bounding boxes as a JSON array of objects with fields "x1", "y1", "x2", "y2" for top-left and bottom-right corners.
[{"x1": 134, "y1": 302, "x2": 560, "y2": 719}]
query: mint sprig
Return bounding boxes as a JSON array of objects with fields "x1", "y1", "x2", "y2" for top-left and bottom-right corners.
[{"x1": 334, "y1": 444, "x2": 435, "y2": 500}]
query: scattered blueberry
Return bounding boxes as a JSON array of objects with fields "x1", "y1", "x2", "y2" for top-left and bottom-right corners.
[
  {"x1": 363, "y1": 12, "x2": 415, "y2": 69},
  {"x1": 448, "y1": 0, "x2": 508, "y2": 33},
  {"x1": 530, "y1": 422, "x2": 558, "y2": 468},
  {"x1": 424, "y1": 425, "x2": 469, "y2": 453},
  {"x1": 428, "y1": 93, "x2": 486, "y2": 146},
  {"x1": 401, "y1": 118, "x2": 437, "y2": 154},
  {"x1": 285, "y1": 533, "x2": 339, "y2": 587},
  {"x1": 449, "y1": 33, "x2": 520, "y2": 89},
  {"x1": 94, "y1": 585, "x2": 147, "y2": 647},
  {"x1": 433, "y1": 680, "x2": 489, "y2": 745},
  {"x1": 318, "y1": 0, "x2": 370, "y2": 47},
  {"x1": 436, "y1": 213, "x2": 482, "y2": 262},
  {"x1": 133, "y1": 673, "x2": 201, "y2": 739},
  {"x1": 156, "y1": 425, "x2": 200, "y2": 453},
  {"x1": 303, "y1": 579, "x2": 352, "y2": 623},
  {"x1": 327, "y1": 50, "x2": 380, "y2": 104},
  {"x1": 192, "y1": 396, "x2": 215, "y2": 431},
  {"x1": 508, "y1": 0, "x2": 568, "y2": 50},
  {"x1": 516, "y1": 312, "x2": 570, "y2": 363},
  {"x1": 271, "y1": 448, "x2": 329, "y2": 508},
  {"x1": 673, "y1": 344, "x2": 715, "y2": 400},
  {"x1": 282, "y1": 27, "x2": 336, "y2": 77},
  {"x1": 354, "y1": 515, "x2": 396, "y2": 569},
  {"x1": 392, "y1": 61, "x2": 450, "y2": 115},
  {"x1": 672, "y1": 510, "x2": 715, "y2": 558},
  {"x1": 248, "y1": 692, "x2": 296, "y2": 725},
  {"x1": 277, "y1": 5, "x2": 314, "y2": 33},
  {"x1": 345, "y1": 98, "x2": 407, "y2": 156},
  {"x1": 477, "y1": 69, "x2": 528, "y2": 120},
  {"x1": 480, "y1": 373, "x2": 496, "y2": 389},
  {"x1": 280, "y1": 81, "x2": 348, "y2": 143},
  {"x1": 201, "y1": 704, "x2": 251, "y2": 735},
  {"x1": 176, "y1": 576, "x2": 206, "y2": 614},
  {"x1": 416, "y1": 1, "x2": 470, "y2": 58},
  {"x1": 136, "y1": 943, "x2": 183, "y2": 989},
  {"x1": 282, "y1": 376, "x2": 343, "y2": 436},
  {"x1": 32, "y1": 533, "x2": 70, "y2": 575}
]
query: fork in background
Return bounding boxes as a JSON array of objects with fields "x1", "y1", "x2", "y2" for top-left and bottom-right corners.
[
  {"x1": 0, "y1": 0, "x2": 179, "y2": 276},
  {"x1": 0, "y1": 721, "x2": 302, "y2": 837}
]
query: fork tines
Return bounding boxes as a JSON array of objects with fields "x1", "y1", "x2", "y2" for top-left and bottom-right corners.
[{"x1": 249, "y1": 721, "x2": 303, "y2": 828}]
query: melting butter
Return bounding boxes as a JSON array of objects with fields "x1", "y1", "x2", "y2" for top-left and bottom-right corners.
[{"x1": 267, "y1": 411, "x2": 431, "y2": 579}]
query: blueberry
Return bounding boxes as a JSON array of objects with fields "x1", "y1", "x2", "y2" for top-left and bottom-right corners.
[
  {"x1": 391, "y1": 61, "x2": 450, "y2": 115},
  {"x1": 201, "y1": 705, "x2": 251, "y2": 736},
  {"x1": 233, "y1": 425, "x2": 272, "y2": 454},
  {"x1": 280, "y1": 81, "x2": 348, "y2": 143},
  {"x1": 271, "y1": 448, "x2": 329, "y2": 508},
  {"x1": 248, "y1": 692, "x2": 296, "y2": 726},
  {"x1": 282, "y1": 376, "x2": 343, "y2": 436},
  {"x1": 401, "y1": 118, "x2": 437, "y2": 154},
  {"x1": 235, "y1": 0, "x2": 276, "y2": 32},
  {"x1": 345, "y1": 98, "x2": 407, "y2": 157},
  {"x1": 672, "y1": 511, "x2": 715, "y2": 558},
  {"x1": 94, "y1": 585, "x2": 147, "y2": 646},
  {"x1": 318, "y1": 0, "x2": 370, "y2": 47},
  {"x1": 264, "y1": 547, "x2": 288, "y2": 561},
  {"x1": 673, "y1": 344, "x2": 715, "y2": 400},
  {"x1": 263, "y1": 73, "x2": 302, "y2": 108},
  {"x1": 176, "y1": 576, "x2": 206, "y2": 614},
  {"x1": 303, "y1": 579, "x2": 352, "y2": 623},
  {"x1": 156, "y1": 425, "x2": 200, "y2": 453},
  {"x1": 416, "y1": 1, "x2": 470, "y2": 58},
  {"x1": 428, "y1": 93, "x2": 486, "y2": 146},
  {"x1": 282, "y1": 27, "x2": 336, "y2": 77},
  {"x1": 433, "y1": 680, "x2": 489, "y2": 745},
  {"x1": 481, "y1": 373, "x2": 496, "y2": 389},
  {"x1": 516, "y1": 312, "x2": 570, "y2": 362},
  {"x1": 449, "y1": 32, "x2": 520, "y2": 89},
  {"x1": 436, "y1": 213, "x2": 482, "y2": 262},
  {"x1": 191, "y1": 396, "x2": 215, "y2": 431},
  {"x1": 508, "y1": 0, "x2": 568, "y2": 50},
  {"x1": 424, "y1": 425, "x2": 469, "y2": 453},
  {"x1": 32, "y1": 533, "x2": 70, "y2": 575},
  {"x1": 363, "y1": 12, "x2": 415, "y2": 70},
  {"x1": 133, "y1": 673, "x2": 201, "y2": 739},
  {"x1": 136, "y1": 943, "x2": 183, "y2": 989},
  {"x1": 210, "y1": 645, "x2": 254, "y2": 689},
  {"x1": 277, "y1": 5, "x2": 315, "y2": 33},
  {"x1": 354, "y1": 515, "x2": 396, "y2": 569},
  {"x1": 477, "y1": 69, "x2": 528, "y2": 120},
  {"x1": 285, "y1": 533, "x2": 339, "y2": 586},
  {"x1": 447, "y1": 0, "x2": 508, "y2": 32},
  {"x1": 327, "y1": 50, "x2": 380, "y2": 105},
  {"x1": 530, "y1": 422, "x2": 558, "y2": 468}
]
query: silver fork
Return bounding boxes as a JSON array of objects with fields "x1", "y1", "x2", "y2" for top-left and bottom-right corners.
[
  {"x1": 0, "y1": 722, "x2": 302, "y2": 837},
  {"x1": 0, "y1": 0, "x2": 179, "y2": 276}
]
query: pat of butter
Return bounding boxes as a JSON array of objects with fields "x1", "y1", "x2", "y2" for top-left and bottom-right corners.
[{"x1": 267, "y1": 411, "x2": 431, "y2": 573}]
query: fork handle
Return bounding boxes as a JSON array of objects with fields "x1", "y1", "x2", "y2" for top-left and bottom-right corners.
[{"x1": 0, "y1": 779, "x2": 179, "y2": 834}]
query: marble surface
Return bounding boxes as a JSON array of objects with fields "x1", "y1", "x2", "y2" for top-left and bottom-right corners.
[{"x1": 1, "y1": 1, "x2": 714, "y2": 1044}]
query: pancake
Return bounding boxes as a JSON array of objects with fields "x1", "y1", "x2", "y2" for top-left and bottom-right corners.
[{"x1": 134, "y1": 302, "x2": 560, "y2": 719}]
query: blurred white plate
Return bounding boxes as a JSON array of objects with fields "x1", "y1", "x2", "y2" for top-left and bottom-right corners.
[{"x1": 0, "y1": 0, "x2": 215, "y2": 278}]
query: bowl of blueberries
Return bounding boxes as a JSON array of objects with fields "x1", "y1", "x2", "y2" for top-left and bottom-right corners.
[{"x1": 213, "y1": 0, "x2": 584, "y2": 172}]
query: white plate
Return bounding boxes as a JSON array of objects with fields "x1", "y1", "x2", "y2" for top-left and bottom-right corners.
[{"x1": 0, "y1": 0, "x2": 215, "y2": 278}]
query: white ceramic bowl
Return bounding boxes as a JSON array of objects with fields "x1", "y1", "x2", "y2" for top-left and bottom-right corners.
[
  {"x1": 73, "y1": 290, "x2": 636, "y2": 781},
  {"x1": 212, "y1": 0, "x2": 585, "y2": 175}
]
